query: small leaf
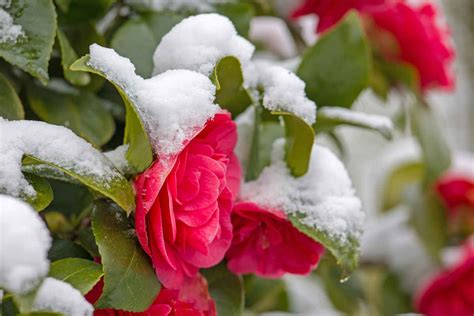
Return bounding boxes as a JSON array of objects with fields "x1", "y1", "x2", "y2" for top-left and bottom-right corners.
[
  {"x1": 58, "y1": 0, "x2": 115, "y2": 24},
  {"x1": 215, "y1": 2, "x2": 254, "y2": 37},
  {"x1": 48, "y1": 239, "x2": 91, "y2": 261},
  {"x1": 0, "y1": 0, "x2": 57, "y2": 84},
  {"x1": 274, "y1": 111, "x2": 315, "y2": 177},
  {"x1": 202, "y1": 264, "x2": 244, "y2": 316},
  {"x1": 91, "y1": 201, "x2": 161, "y2": 311},
  {"x1": 0, "y1": 72, "x2": 24, "y2": 119},
  {"x1": 57, "y1": 29, "x2": 90, "y2": 86},
  {"x1": 23, "y1": 173, "x2": 53, "y2": 211},
  {"x1": 111, "y1": 19, "x2": 157, "y2": 77},
  {"x1": 48, "y1": 258, "x2": 103, "y2": 294},
  {"x1": 71, "y1": 55, "x2": 153, "y2": 173},
  {"x1": 315, "y1": 107, "x2": 394, "y2": 140},
  {"x1": 27, "y1": 83, "x2": 115, "y2": 147},
  {"x1": 212, "y1": 56, "x2": 252, "y2": 117},
  {"x1": 410, "y1": 102, "x2": 451, "y2": 185},
  {"x1": 289, "y1": 213, "x2": 359, "y2": 276},
  {"x1": 244, "y1": 276, "x2": 289, "y2": 313},
  {"x1": 141, "y1": 11, "x2": 186, "y2": 44},
  {"x1": 297, "y1": 11, "x2": 370, "y2": 107}
]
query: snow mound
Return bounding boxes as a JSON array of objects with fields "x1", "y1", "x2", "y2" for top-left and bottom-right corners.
[
  {"x1": 242, "y1": 139, "x2": 364, "y2": 246},
  {"x1": 89, "y1": 44, "x2": 219, "y2": 156},
  {"x1": 0, "y1": 118, "x2": 122, "y2": 198},
  {"x1": 33, "y1": 277, "x2": 93, "y2": 316},
  {"x1": 0, "y1": 195, "x2": 51, "y2": 294},
  {"x1": 153, "y1": 14, "x2": 255, "y2": 77}
]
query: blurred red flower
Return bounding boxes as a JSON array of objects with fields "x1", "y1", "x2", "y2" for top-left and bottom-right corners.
[{"x1": 291, "y1": 0, "x2": 455, "y2": 91}]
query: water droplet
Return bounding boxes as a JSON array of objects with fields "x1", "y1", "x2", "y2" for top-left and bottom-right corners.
[{"x1": 339, "y1": 275, "x2": 351, "y2": 283}]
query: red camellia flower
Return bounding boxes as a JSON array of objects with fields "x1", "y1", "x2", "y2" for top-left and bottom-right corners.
[
  {"x1": 86, "y1": 274, "x2": 216, "y2": 316},
  {"x1": 134, "y1": 112, "x2": 241, "y2": 289},
  {"x1": 226, "y1": 201, "x2": 324, "y2": 277},
  {"x1": 416, "y1": 239, "x2": 474, "y2": 316},
  {"x1": 291, "y1": 0, "x2": 455, "y2": 91}
]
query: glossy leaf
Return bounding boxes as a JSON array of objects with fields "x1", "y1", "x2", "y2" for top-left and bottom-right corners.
[
  {"x1": 23, "y1": 173, "x2": 53, "y2": 211},
  {"x1": 212, "y1": 56, "x2": 252, "y2": 117},
  {"x1": 202, "y1": 264, "x2": 243, "y2": 316},
  {"x1": 27, "y1": 83, "x2": 115, "y2": 147},
  {"x1": 0, "y1": 72, "x2": 24, "y2": 119},
  {"x1": 48, "y1": 239, "x2": 91, "y2": 261},
  {"x1": 274, "y1": 111, "x2": 315, "y2": 177},
  {"x1": 91, "y1": 201, "x2": 161, "y2": 311},
  {"x1": 57, "y1": 29, "x2": 90, "y2": 86},
  {"x1": 71, "y1": 55, "x2": 153, "y2": 173},
  {"x1": 20, "y1": 150, "x2": 135, "y2": 215},
  {"x1": 297, "y1": 11, "x2": 370, "y2": 108},
  {"x1": 48, "y1": 258, "x2": 103, "y2": 294},
  {"x1": 0, "y1": 0, "x2": 57, "y2": 84},
  {"x1": 315, "y1": 107, "x2": 394, "y2": 140},
  {"x1": 215, "y1": 2, "x2": 254, "y2": 37},
  {"x1": 410, "y1": 103, "x2": 451, "y2": 185},
  {"x1": 111, "y1": 19, "x2": 157, "y2": 77},
  {"x1": 289, "y1": 213, "x2": 360, "y2": 276}
]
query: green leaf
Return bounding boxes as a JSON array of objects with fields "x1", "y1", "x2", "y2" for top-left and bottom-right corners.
[
  {"x1": 23, "y1": 173, "x2": 53, "y2": 211},
  {"x1": 289, "y1": 213, "x2": 359, "y2": 277},
  {"x1": 0, "y1": 0, "x2": 57, "y2": 84},
  {"x1": 410, "y1": 103, "x2": 451, "y2": 185},
  {"x1": 297, "y1": 11, "x2": 370, "y2": 107},
  {"x1": 77, "y1": 226, "x2": 100, "y2": 257},
  {"x1": 0, "y1": 72, "x2": 24, "y2": 119},
  {"x1": 71, "y1": 55, "x2": 153, "y2": 173},
  {"x1": 57, "y1": 29, "x2": 90, "y2": 86},
  {"x1": 48, "y1": 239, "x2": 91, "y2": 261},
  {"x1": 315, "y1": 107, "x2": 394, "y2": 140},
  {"x1": 378, "y1": 271, "x2": 411, "y2": 315},
  {"x1": 202, "y1": 264, "x2": 244, "y2": 316},
  {"x1": 45, "y1": 179, "x2": 92, "y2": 218},
  {"x1": 382, "y1": 161, "x2": 424, "y2": 211},
  {"x1": 21, "y1": 151, "x2": 135, "y2": 215},
  {"x1": 48, "y1": 258, "x2": 103, "y2": 294},
  {"x1": 244, "y1": 276, "x2": 289, "y2": 313},
  {"x1": 212, "y1": 56, "x2": 252, "y2": 117},
  {"x1": 91, "y1": 201, "x2": 161, "y2": 311},
  {"x1": 141, "y1": 11, "x2": 187, "y2": 44},
  {"x1": 111, "y1": 19, "x2": 157, "y2": 77},
  {"x1": 215, "y1": 2, "x2": 254, "y2": 37},
  {"x1": 407, "y1": 185, "x2": 447, "y2": 262},
  {"x1": 274, "y1": 111, "x2": 315, "y2": 177},
  {"x1": 17, "y1": 313, "x2": 63, "y2": 316},
  {"x1": 370, "y1": 57, "x2": 419, "y2": 98},
  {"x1": 58, "y1": 0, "x2": 115, "y2": 24},
  {"x1": 27, "y1": 83, "x2": 115, "y2": 147}
]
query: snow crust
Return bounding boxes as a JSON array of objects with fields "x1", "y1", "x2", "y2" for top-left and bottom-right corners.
[
  {"x1": 0, "y1": 195, "x2": 51, "y2": 294},
  {"x1": 152, "y1": 14, "x2": 255, "y2": 77},
  {"x1": 241, "y1": 139, "x2": 364, "y2": 245},
  {"x1": 0, "y1": 119, "x2": 122, "y2": 198},
  {"x1": 88, "y1": 44, "x2": 219, "y2": 156},
  {"x1": 0, "y1": 7, "x2": 24, "y2": 44},
  {"x1": 33, "y1": 277, "x2": 94, "y2": 316},
  {"x1": 318, "y1": 107, "x2": 393, "y2": 134},
  {"x1": 256, "y1": 62, "x2": 316, "y2": 125}
]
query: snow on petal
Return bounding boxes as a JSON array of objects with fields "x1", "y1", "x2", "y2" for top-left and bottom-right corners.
[
  {"x1": 152, "y1": 13, "x2": 255, "y2": 78},
  {"x1": 33, "y1": 277, "x2": 93, "y2": 316},
  {"x1": 256, "y1": 62, "x2": 316, "y2": 125},
  {"x1": 0, "y1": 119, "x2": 122, "y2": 198},
  {"x1": 88, "y1": 44, "x2": 219, "y2": 157},
  {"x1": 241, "y1": 139, "x2": 364, "y2": 246},
  {"x1": 0, "y1": 194, "x2": 51, "y2": 294}
]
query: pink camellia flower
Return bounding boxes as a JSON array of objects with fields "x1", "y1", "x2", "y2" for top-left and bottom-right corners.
[
  {"x1": 86, "y1": 274, "x2": 216, "y2": 316},
  {"x1": 291, "y1": 0, "x2": 455, "y2": 91},
  {"x1": 416, "y1": 239, "x2": 474, "y2": 316},
  {"x1": 226, "y1": 201, "x2": 324, "y2": 277},
  {"x1": 134, "y1": 112, "x2": 241, "y2": 289}
]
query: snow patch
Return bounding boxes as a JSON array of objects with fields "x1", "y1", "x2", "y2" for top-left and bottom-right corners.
[
  {"x1": 33, "y1": 277, "x2": 93, "y2": 316},
  {"x1": 241, "y1": 139, "x2": 364, "y2": 246},
  {"x1": 105, "y1": 144, "x2": 130, "y2": 174},
  {"x1": 256, "y1": 62, "x2": 316, "y2": 124},
  {"x1": 0, "y1": 119, "x2": 122, "y2": 198},
  {"x1": 152, "y1": 14, "x2": 255, "y2": 79},
  {"x1": 0, "y1": 195, "x2": 51, "y2": 294},
  {"x1": 0, "y1": 7, "x2": 24, "y2": 44},
  {"x1": 88, "y1": 44, "x2": 219, "y2": 156}
]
